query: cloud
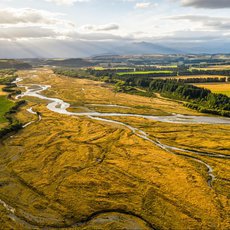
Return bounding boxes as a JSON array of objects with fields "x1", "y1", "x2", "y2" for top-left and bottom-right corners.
[
  {"x1": 161, "y1": 30, "x2": 227, "y2": 42},
  {"x1": 68, "y1": 32, "x2": 125, "y2": 41},
  {"x1": 171, "y1": 15, "x2": 230, "y2": 30},
  {"x1": 81, "y1": 23, "x2": 119, "y2": 32},
  {"x1": 0, "y1": 8, "x2": 76, "y2": 40},
  {"x1": 179, "y1": 0, "x2": 230, "y2": 9},
  {"x1": 0, "y1": 25, "x2": 122, "y2": 41},
  {"x1": 0, "y1": 8, "x2": 74, "y2": 27},
  {"x1": 0, "y1": 26, "x2": 59, "y2": 39},
  {"x1": 0, "y1": 8, "x2": 120, "y2": 41},
  {"x1": 135, "y1": 2, "x2": 158, "y2": 9},
  {"x1": 45, "y1": 0, "x2": 90, "y2": 5}
]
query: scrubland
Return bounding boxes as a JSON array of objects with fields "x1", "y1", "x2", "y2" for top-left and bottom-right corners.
[{"x1": 0, "y1": 68, "x2": 229, "y2": 229}]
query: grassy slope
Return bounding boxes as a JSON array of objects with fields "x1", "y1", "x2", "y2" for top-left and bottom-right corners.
[{"x1": 0, "y1": 69, "x2": 229, "y2": 229}]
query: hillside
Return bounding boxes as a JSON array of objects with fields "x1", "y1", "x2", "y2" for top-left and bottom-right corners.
[{"x1": 0, "y1": 59, "x2": 32, "y2": 69}]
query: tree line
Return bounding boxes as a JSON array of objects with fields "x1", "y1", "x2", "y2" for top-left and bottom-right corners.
[
  {"x1": 87, "y1": 67, "x2": 230, "y2": 80},
  {"x1": 178, "y1": 69, "x2": 230, "y2": 77},
  {"x1": 176, "y1": 77, "x2": 226, "y2": 83},
  {"x1": 124, "y1": 78, "x2": 230, "y2": 117}
]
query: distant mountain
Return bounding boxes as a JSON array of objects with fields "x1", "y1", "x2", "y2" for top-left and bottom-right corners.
[
  {"x1": 117, "y1": 42, "x2": 182, "y2": 55},
  {"x1": 0, "y1": 39, "x2": 229, "y2": 58}
]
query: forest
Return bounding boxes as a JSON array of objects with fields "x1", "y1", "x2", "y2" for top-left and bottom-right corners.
[{"x1": 125, "y1": 78, "x2": 230, "y2": 117}]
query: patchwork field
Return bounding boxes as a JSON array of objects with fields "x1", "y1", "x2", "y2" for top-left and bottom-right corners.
[
  {"x1": 117, "y1": 71, "x2": 173, "y2": 76},
  {"x1": 192, "y1": 65, "x2": 230, "y2": 70},
  {"x1": 194, "y1": 83, "x2": 230, "y2": 96},
  {"x1": 0, "y1": 68, "x2": 229, "y2": 229},
  {"x1": 170, "y1": 75, "x2": 226, "y2": 79}
]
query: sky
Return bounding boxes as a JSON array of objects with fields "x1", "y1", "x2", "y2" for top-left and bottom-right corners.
[{"x1": 0, "y1": 0, "x2": 230, "y2": 58}]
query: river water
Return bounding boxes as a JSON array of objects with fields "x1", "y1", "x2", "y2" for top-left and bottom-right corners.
[{"x1": 17, "y1": 83, "x2": 230, "y2": 125}]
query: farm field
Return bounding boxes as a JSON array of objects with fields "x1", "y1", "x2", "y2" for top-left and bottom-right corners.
[
  {"x1": 155, "y1": 65, "x2": 177, "y2": 68},
  {"x1": 153, "y1": 75, "x2": 227, "y2": 81},
  {"x1": 117, "y1": 70, "x2": 173, "y2": 76},
  {"x1": 93, "y1": 67, "x2": 134, "y2": 70},
  {"x1": 192, "y1": 65, "x2": 230, "y2": 70},
  {"x1": 194, "y1": 83, "x2": 230, "y2": 96},
  {"x1": 0, "y1": 68, "x2": 229, "y2": 229},
  {"x1": 164, "y1": 75, "x2": 226, "y2": 79}
]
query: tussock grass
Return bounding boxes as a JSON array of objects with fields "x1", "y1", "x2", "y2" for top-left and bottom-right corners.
[{"x1": 0, "y1": 68, "x2": 229, "y2": 229}]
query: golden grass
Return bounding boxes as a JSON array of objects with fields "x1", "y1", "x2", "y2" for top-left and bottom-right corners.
[
  {"x1": 194, "y1": 83, "x2": 230, "y2": 96},
  {"x1": 1, "y1": 105, "x2": 223, "y2": 229},
  {"x1": 19, "y1": 69, "x2": 201, "y2": 116},
  {"x1": 175, "y1": 75, "x2": 226, "y2": 79},
  {"x1": 103, "y1": 116, "x2": 230, "y2": 223},
  {"x1": 0, "y1": 68, "x2": 229, "y2": 229},
  {"x1": 0, "y1": 85, "x2": 7, "y2": 95},
  {"x1": 192, "y1": 65, "x2": 230, "y2": 70},
  {"x1": 155, "y1": 75, "x2": 227, "y2": 80}
]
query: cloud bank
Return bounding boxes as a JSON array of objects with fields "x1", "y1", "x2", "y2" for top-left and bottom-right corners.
[{"x1": 179, "y1": 0, "x2": 230, "y2": 9}]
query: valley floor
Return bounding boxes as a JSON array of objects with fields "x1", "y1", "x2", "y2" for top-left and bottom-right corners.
[{"x1": 0, "y1": 68, "x2": 229, "y2": 229}]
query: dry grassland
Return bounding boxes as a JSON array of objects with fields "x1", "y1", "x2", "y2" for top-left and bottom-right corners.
[
  {"x1": 0, "y1": 85, "x2": 7, "y2": 95},
  {"x1": 194, "y1": 83, "x2": 230, "y2": 96},
  {"x1": 192, "y1": 65, "x2": 230, "y2": 70},
  {"x1": 0, "y1": 68, "x2": 229, "y2": 229},
  {"x1": 157, "y1": 75, "x2": 227, "y2": 80}
]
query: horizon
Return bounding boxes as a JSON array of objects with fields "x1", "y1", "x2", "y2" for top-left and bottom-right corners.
[
  {"x1": 2, "y1": 53, "x2": 230, "y2": 61},
  {"x1": 0, "y1": 0, "x2": 230, "y2": 58}
]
